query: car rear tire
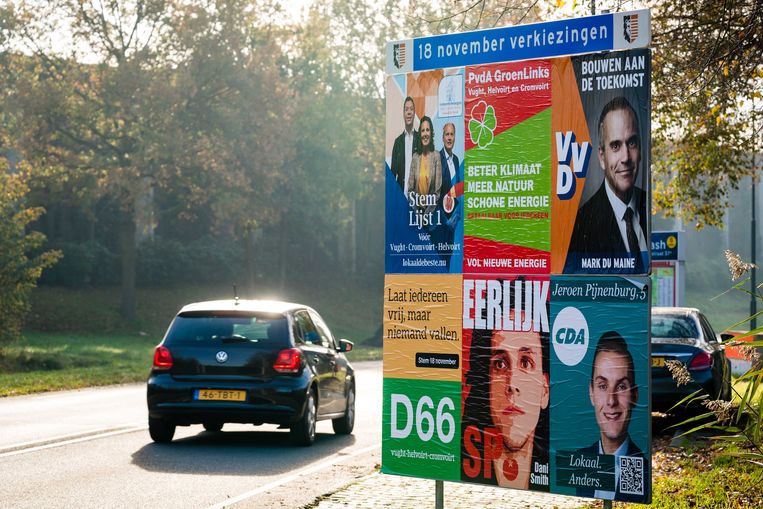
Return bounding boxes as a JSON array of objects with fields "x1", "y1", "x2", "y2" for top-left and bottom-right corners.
[
  {"x1": 203, "y1": 421, "x2": 223, "y2": 432},
  {"x1": 332, "y1": 383, "x2": 355, "y2": 435},
  {"x1": 149, "y1": 417, "x2": 176, "y2": 443},
  {"x1": 291, "y1": 388, "x2": 317, "y2": 446}
]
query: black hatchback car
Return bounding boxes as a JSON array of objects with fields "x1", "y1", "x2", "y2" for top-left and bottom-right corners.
[
  {"x1": 651, "y1": 307, "x2": 731, "y2": 413},
  {"x1": 147, "y1": 299, "x2": 355, "y2": 446}
]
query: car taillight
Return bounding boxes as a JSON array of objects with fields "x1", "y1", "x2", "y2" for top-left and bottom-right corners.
[
  {"x1": 273, "y1": 348, "x2": 302, "y2": 373},
  {"x1": 688, "y1": 351, "x2": 712, "y2": 371},
  {"x1": 153, "y1": 346, "x2": 173, "y2": 370}
]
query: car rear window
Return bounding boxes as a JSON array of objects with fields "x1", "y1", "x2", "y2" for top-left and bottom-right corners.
[
  {"x1": 163, "y1": 312, "x2": 290, "y2": 347},
  {"x1": 651, "y1": 315, "x2": 699, "y2": 339}
]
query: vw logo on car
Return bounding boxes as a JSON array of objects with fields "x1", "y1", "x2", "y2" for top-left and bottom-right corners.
[{"x1": 215, "y1": 351, "x2": 228, "y2": 363}]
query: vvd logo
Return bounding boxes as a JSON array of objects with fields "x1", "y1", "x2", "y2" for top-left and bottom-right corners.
[
  {"x1": 551, "y1": 307, "x2": 589, "y2": 366},
  {"x1": 555, "y1": 131, "x2": 591, "y2": 200}
]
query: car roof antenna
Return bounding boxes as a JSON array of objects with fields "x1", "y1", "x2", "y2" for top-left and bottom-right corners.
[{"x1": 233, "y1": 284, "x2": 240, "y2": 305}]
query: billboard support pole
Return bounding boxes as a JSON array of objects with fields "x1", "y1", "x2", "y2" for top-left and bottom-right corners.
[
  {"x1": 751, "y1": 105, "x2": 758, "y2": 330},
  {"x1": 752, "y1": 174, "x2": 757, "y2": 330},
  {"x1": 435, "y1": 480, "x2": 444, "y2": 509},
  {"x1": 603, "y1": 501, "x2": 613, "y2": 509}
]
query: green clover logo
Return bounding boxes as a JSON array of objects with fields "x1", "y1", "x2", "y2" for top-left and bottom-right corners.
[{"x1": 468, "y1": 100, "x2": 496, "y2": 149}]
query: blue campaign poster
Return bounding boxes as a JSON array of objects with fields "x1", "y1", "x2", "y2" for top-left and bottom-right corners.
[
  {"x1": 385, "y1": 70, "x2": 465, "y2": 274},
  {"x1": 549, "y1": 276, "x2": 651, "y2": 503}
]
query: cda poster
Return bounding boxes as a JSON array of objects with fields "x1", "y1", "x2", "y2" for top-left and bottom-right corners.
[{"x1": 550, "y1": 276, "x2": 651, "y2": 503}]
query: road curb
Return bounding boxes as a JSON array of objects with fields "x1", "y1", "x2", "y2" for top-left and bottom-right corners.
[{"x1": 310, "y1": 471, "x2": 588, "y2": 509}]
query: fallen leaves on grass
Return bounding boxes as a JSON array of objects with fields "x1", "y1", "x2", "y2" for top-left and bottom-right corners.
[
  {"x1": 648, "y1": 436, "x2": 763, "y2": 508},
  {"x1": 651, "y1": 436, "x2": 714, "y2": 478}
]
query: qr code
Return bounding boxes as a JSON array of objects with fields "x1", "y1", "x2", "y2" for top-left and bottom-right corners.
[{"x1": 619, "y1": 456, "x2": 644, "y2": 495}]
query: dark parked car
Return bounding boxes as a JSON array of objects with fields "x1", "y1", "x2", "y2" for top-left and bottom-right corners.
[
  {"x1": 147, "y1": 299, "x2": 355, "y2": 445},
  {"x1": 651, "y1": 307, "x2": 731, "y2": 414}
]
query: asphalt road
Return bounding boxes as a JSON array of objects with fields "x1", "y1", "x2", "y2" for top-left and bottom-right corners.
[{"x1": 0, "y1": 360, "x2": 382, "y2": 509}]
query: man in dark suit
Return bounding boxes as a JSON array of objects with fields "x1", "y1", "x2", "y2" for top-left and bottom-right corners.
[
  {"x1": 433, "y1": 122, "x2": 461, "y2": 268},
  {"x1": 439, "y1": 122, "x2": 460, "y2": 202},
  {"x1": 566, "y1": 97, "x2": 647, "y2": 273},
  {"x1": 575, "y1": 332, "x2": 650, "y2": 503},
  {"x1": 391, "y1": 96, "x2": 419, "y2": 195}
]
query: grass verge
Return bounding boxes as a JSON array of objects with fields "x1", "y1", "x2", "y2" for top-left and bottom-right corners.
[
  {"x1": 636, "y1": 444, "x2": 762, "y2": 508},
  {"x1": 0, "y1": 332, "x2": 156, "y2": 397},
  {"x1": 574, "y1": 436, "x2": 763, "y2": 509},
  {"x1": 0, "y1": 332, "x2": 380, "y2": 398},
  {"x1": 732, "y1": 377, "x2": 763, "y2": 406}
]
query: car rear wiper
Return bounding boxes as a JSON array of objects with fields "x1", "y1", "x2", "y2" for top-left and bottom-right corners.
[{"x1": 215, "y1": 334, "x2": 254, "y2": 343}]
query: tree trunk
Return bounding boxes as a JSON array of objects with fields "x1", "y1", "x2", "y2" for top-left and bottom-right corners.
[
  {"x1": 45, "y1": 201, "x2": 57, "y2": 242},
  {"x1": 278, "y1": 216, "x2": 287, "y2": 291},
  {"x1": 350, "y1": 199, "x2": 357, "y2": 275},
  {"x1": 335, "y1": 224, "x2": 344, "y2": 267},
  {"x1": 244, "y1": 226, "x2": 256, "y2": 295},
  {"x1": 119, "y1": 209, "x2": 137, "y2": 320}
]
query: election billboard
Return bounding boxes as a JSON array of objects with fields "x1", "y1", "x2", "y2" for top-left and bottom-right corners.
[{"x1": 383, "y1": 9, "x2": 652, "y2": 505}]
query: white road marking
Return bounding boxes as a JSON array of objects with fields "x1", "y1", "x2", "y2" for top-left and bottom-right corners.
[
  {"x1": 204, "y1": 443, "x2": 381, "y2": 509},
  {"x1": 0, "y1": 425, "x2": 147, "y2": 458},
  {"x1": 0, "y1": 422, "x2": 147, "y2": 454}
]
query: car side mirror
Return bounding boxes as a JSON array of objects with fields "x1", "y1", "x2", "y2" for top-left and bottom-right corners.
[
  {"x1": 338, "y1": 339, "x2": 354, "y2": 353},
  {"x1": 720, "y1": 333, "x2": 734, "y2": 342}
]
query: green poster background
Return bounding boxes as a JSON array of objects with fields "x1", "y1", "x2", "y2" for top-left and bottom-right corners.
[
  {"x1": 464, "y1": 108, "x2": 551, "y2": 251},
  {"x1": 382, "y1": 378, "x2": 462, "y2": 481}
]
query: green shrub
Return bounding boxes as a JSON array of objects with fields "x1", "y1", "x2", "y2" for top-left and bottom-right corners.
[{"x1": 0, "y1": 171, "x2": 61, "y2": 345}]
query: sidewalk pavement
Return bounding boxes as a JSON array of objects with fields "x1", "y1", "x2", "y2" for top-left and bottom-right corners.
[{"x1": 312, "y1": 472, "x2": 591, "y2": 509}]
